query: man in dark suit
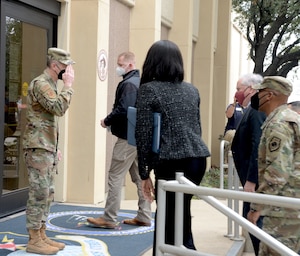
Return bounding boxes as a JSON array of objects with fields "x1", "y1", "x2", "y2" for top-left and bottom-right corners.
[{"x1": 231, "y1": 73, "x2": 266, "y2": 256}]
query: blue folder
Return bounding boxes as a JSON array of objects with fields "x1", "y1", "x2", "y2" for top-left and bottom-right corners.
[
  {"x1": 127, "y1": 106, "x2": 137, "y2": 146},
  {"x1": 152, "y1": 112, "x2": 161, "y2": 153},
  {"x1": 127, "y1": 106, "x2": 161, "y2": 153}
]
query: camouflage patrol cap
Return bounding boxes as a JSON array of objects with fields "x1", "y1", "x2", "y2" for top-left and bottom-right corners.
[
  {"x1": 252, "y1": 76, "x2": 292, "y2": 96},
  {"x1": 48, "y1": 47, "x2": 75, "y2": 65}
]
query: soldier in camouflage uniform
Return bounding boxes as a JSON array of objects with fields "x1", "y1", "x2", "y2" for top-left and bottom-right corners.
[
  {"x1": 247, "y1": 76, "x2": 300, "y2": 256},
  {"x1": 23, "y1": 48, "x2": 75, "y2": 255}
]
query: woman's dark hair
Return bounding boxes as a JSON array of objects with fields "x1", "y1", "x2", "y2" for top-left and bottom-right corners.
[{"x1": 140, "y1": 40, "x2": 184, "y2": 84}]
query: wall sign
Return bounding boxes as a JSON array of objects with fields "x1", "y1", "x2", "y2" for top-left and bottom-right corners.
[{"x1": 97, "y1": 49, "x2": 108, "y2": 81}]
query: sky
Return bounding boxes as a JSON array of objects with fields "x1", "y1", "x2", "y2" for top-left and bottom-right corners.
[{"x1": 287, "y1": 67, "x2": 300, "y2": 103}]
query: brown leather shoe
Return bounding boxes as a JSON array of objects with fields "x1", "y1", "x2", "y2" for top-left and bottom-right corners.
[
  {"x1": 86, "y1": 217, "x2": 118, "y2": 229},
  {"x1": 123, "y1": 217, "x2": 151, "y2": 227}
]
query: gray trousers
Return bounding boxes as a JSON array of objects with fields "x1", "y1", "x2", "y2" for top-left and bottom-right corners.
[{"x1": 103, "y1": 138, "x2": 152, "y2": 223}]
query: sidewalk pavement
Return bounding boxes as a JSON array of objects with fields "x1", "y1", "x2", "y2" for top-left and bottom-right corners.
[{"x1": 120, "y1": 199, "x2": 255, "y2": 256}]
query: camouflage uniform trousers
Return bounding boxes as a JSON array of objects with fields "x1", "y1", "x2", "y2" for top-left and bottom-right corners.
[
  {"x1": 259, "y1": 216, "x2": 300, "y2": 256},
  {"x1": 24, "y1": 149, "x2": 58, "y2": 230}
]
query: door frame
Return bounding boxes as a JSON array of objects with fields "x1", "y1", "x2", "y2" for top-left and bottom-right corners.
[{"x1": 0, "y1": 0, "x2": 60, "y2": 218}]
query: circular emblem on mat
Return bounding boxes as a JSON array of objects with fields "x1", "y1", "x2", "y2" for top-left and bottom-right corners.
[
  {"x1": 46, "y1": 211, "x2": 154, "y2": 236},
  {"x1": 6, "y1": 244, "x2": 109, "y2": 256}
]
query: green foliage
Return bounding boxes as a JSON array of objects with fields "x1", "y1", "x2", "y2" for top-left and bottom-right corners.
[
  {"x1": 201, "y1": 167, "x2": 228, "y2": 188},
  {"x1": 231, "y1": 0, "x2": 300, "y2": 77}
]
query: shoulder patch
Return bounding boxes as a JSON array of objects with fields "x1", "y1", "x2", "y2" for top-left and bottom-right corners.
[
  {"x1": 40, "y1": 84, "x2": 51, "y2": 93},
  {"x1": 40, "y1": 84, "x2": 56, "y2": 99},
  {"x1": 47, "y1": 90, "x2": 56, "y2": 99},
  {"x1": 269, "y1": 136, "x2": 281, "y2": 152}
]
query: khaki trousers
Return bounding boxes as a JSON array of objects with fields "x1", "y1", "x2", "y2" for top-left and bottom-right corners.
[{"x1": 103, "y1": 138, "x2": 152, "y2": 223}]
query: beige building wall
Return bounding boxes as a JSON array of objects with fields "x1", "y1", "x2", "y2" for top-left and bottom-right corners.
[
  {"x1": 54, "y1": 0, "x2": 247, "y2": 203},
  {"x1": 55, "y1": 0, "x2": 73, "y2": 202},
  {"x1": 56, "y1": 0, "x2": 111, "y2": 204},
  {"x1": 210, "y1": 0, "x2": 232, "y2": 166},
  {"x1": 193, "y1": 0, "x2": 216, "y2": 170}
]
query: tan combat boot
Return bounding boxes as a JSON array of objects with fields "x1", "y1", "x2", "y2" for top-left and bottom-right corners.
[
  {"x1": 40, "y1": 223, "x2": 65, "y2": 250},
  {"x1": 27, "y1": 229, "x2": 59, "y2": 255}
]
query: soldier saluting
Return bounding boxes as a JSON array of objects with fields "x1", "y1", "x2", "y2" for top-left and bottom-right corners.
[{"x1": 23, "y1": 48, "x2": 75, "y2": 255}]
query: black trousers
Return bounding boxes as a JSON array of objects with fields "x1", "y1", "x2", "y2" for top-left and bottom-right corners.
[{"x1": 152, "y1": 157, "x2": 207, "y2": 255}]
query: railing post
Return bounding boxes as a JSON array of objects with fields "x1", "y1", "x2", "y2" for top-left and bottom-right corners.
[
  {"x1": 233, "y1": 165, "x2": 242, "y2": 240},
  {"x1": 156, "y1": 179, "x2": 166, "y2": 256},
  {"x1": 226, "y1": 150, "x2": 234, "y2": 237},
  {"x1": 175, "y1": 172, "x2": 184, "y2": 246},
  {"x1": 220, "y1": 140, "x2": 229, "y2": 189}
]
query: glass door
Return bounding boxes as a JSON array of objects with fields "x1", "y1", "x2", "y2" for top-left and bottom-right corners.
[{"x1": 0, "y1": 0, "x2": 57, "y2": 217}]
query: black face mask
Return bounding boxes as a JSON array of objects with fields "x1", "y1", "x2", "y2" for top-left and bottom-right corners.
[
  {"x1": 58, "y1": 69, "x2": 65, "y2": 80},
  {"x1": 251, "y1": 92, "x2": 259, "y2": 110}
]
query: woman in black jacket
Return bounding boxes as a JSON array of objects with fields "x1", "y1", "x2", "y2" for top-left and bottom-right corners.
[{"x1": 135, "y1": 40, "x2": 210, "y2": 255}]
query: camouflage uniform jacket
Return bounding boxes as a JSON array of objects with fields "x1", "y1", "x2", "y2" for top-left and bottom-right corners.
[
  {"x1": 251, "y1": 104, "x2": 300, "y2": 218},
  {"x1": 23, "y1": 69, "x2": 74, "y2": 152}
]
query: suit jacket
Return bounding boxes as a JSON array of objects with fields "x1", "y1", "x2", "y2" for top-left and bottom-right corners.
[
  {"x1": 135, "y1": 80, "x2": 210, "y2": 180},
  {"x1": 231, "y1": 106, "x2": 266, "y2": 187}
]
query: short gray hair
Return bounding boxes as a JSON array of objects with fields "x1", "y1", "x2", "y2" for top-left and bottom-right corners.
[{"x1": 239, "y1": 73, "x2": 263, "y2": 87}]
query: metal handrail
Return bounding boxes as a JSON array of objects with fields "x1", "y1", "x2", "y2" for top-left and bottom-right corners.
[{"x1": 155, "y1": 173, "x2": 300, "y2": 256}]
